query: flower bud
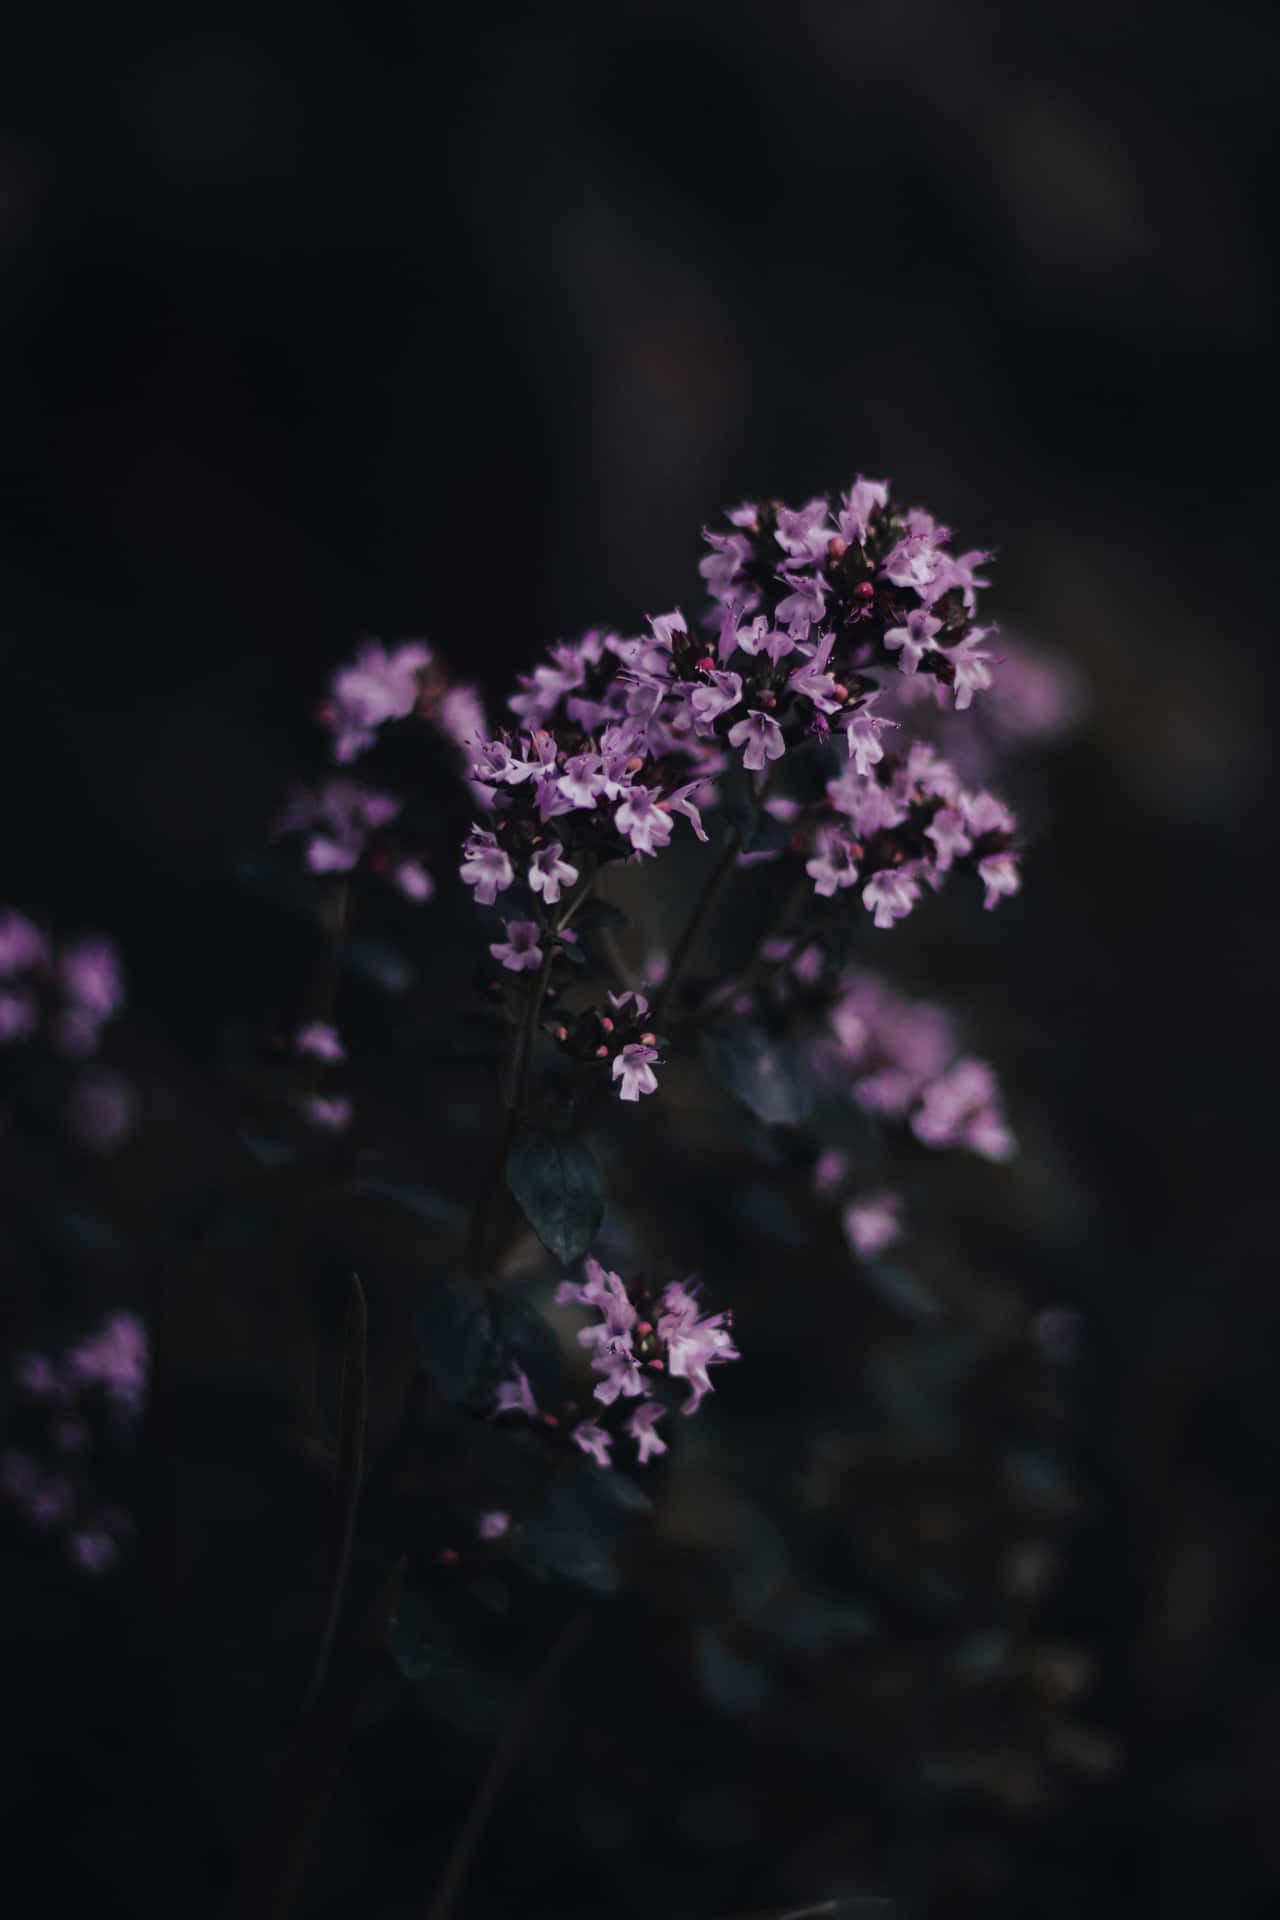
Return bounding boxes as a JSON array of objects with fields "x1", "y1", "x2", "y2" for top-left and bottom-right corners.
[
  {"x1": 594, "y1": 1045, "x2": 609, "y2": 1058},
  {"x1": 827, "y1": 536, "x2": 847, "y2": 560},
  {"x1": 599, "y1": 1017, "x2": 614, "y2": 1032},
  {"x1": 854, "y1": 580, "x2": 874, "y2": 600}
]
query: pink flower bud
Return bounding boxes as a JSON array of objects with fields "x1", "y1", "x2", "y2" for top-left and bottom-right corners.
[
  {"x1": 543, "y1": 1413, "x2": 559, "y2": 1429},
  {"x1": 647, "y1": 1358, "x2": 665, "y2": 1371},
  {"x1": 600, "y1": 1017, "x2": 614, "y2": 1032},
  {"x1": 639, "y1": 1031, "x2": 656, "y2": 1046},
  {"x1": 696, "y1": 654, "x2": 716, "y2": 673},
  {"x1": 626, "y1": 755, "x2": 644, "y2": 774},
  {"x1": 554, "y1": 1025, "x2": 568, "y2": 1042},
  {"x1": 827, "y1": 536, "x2": 847, "y2": 559},
  {"x1": 635, "y1": 1320, "x2": 653, "y2": 1336},
  {"x1": 757, "y1": 689, "x2": 776, "y2": 708},
  {"x1": 854, "y1": 581, "x2": 874, "y2": 599},
  {"x1": 595, "y1": 1044, "x2": 609, "y2": 1058},
  {"x1": 441, "y1": 1547, "x2": 457, "y2": 1564}
]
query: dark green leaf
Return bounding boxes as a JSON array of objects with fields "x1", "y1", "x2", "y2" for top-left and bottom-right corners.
[
  {"x1": 700, "y1": 1019, "x2": 815, "y2": 1126},
  {"x1": 512, "y1": 1463, "x2": 649, "y2": 1592},
  {"x1": 572, "y1": 898, "x2": 628, "y2": 933},
  {"x1": 506, "y1": 1130, "x2": 605, "y2": 1264}
]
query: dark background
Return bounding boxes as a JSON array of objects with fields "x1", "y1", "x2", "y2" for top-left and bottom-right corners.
[{"x1": 2, "y1": 2, "x2": 1278, "y2": 1914}]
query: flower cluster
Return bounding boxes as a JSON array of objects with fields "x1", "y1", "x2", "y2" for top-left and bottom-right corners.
[
  {"x1": 493, "y1": 1258, "x2": 738, "y2": 1468},
  {"x1": 454, "y1": 481, "x2": 1020, "y2": 1104},
  {"x1": 2, "y1": 1311, "x2": 149, "y2": 1572},
  {"x1": 0, "y1": 911, "x2": 125, "y2": 1056},
  {"x1": 272, "y1": 778, "x2": 432, "y2": 901}
]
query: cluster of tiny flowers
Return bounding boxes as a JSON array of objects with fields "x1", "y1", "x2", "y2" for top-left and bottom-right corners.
[
  {"x1": 457, "y1": 483, "x2": 1019, "y2": 1076},
  {"x1": 293, "y1": 1020, "x2": 353, "y2": 1133},
  {"x1": 271, "y1": 778, "x2": 432, "y2": 901},
  {"x1": 274, "y1": 634, "x2": 490, "y2": 897},
  {"x1": 2, "y1": 1311, "x2": 149, "y2": 1572},
  {"x1": 805, "y1": 964, "x2": 1015, "y2": 1162},
  {"x1": 493, "y1": 1258, "x2": 738, "y2": 1468},
  {"x1": 0, "y1": 911, "x2": 125, "y2": 1056},
  {"x1": 0, "y1": 911, "x2": 134, "y2": 1149}
]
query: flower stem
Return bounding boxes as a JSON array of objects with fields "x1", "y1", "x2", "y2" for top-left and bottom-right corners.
[
  {"x1": 652, "y1": 829, "x2": 742, "y2": 1024},
  {"x1": 301, "y1": 1273, "x2": 367, "y2": 1714}
]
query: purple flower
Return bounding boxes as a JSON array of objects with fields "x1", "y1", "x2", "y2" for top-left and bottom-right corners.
[
  {"x1": 591, "y1": 1338, "x2": 644, "y2": 1406},
  {"x1": 67, "y1": 1312, "x2": 149, "y2": 1419},
  {"x1": 0, "y1": 990, "x2": 38, "y2": 1043},
  {"x1": 489, "y1": 920, "x2": 543, "y2": 972},
  {"x1": 666, "y1": 779, "x2": 711, "y2": 843},
  {"x1": 477, "y1": 1510, "x2": 511, "y2": 1541},
  {"x1": 279, "y1": 779, "x2": 401, "y2": 874},
  {"x1": 494, "y1": 1367, "x2": 539, "y2": 1419},
  {"x1": 296, "y1": 1021, "x2": 345, "y2": 1062},
  {"x1": 912, "y1": 1059, "x2": 1013, "y2": 1160},
  {"x1": 0, "y1": 910, "x2": 47, "y2": 976},
  {"x1": 774, "y1": 570, "x2": 827, "y2": 633},
  {"x1": 61, "y1": 936, "x2": 124, "y2": 1023},
  {"x1": 438, "y1": 683, "x2": 489, "y2": 756},
  {"x1": 304, "y1": 1094, "x2": 353, "y2": 1132},
  {"x1": 392, "y1": 859, "x2": 434, "y2": 903},
  {"x1": 612, "y1": 1043, "x2": 660, "y2": 1102},
  {"x1": 70, "y1": 1531, "x2": 117, "y2": 1573},
  {"x1": 774, "y1": 496, "x2": 832, "y2": 563},
  {"x1": 862, "y1": 867, "x2": 923, "y2": 929},
  {"x1": 460, "y1": 826, "x2": 514, "y2": 906},
  {"x1": 656, "y1": 1279, "x2": 739, "y2": 1415},
  {"x1": 558, "y1": 753, "x2": 605, "y2": 809},
  {"x1": 880, "y1": 535, "x2": 944, "y2": 600},
  {"x1": 930, "y1": 548, "x2": 993, "y2": 613},
  {"x1": 571, "y1": 1419, "x2": 613, "y2": 1468},
  {"x1": 786, "y1": 633, "x2": 842, "y2": 714},
  {"x1": 978, "y1": 851, "x2": 1020, "y2": 910},
  {"x1": 327, "y1": 639, "x2": 431, "y2": 762},
  {"x1": 727, "y1": 710, "x2": 785, "y2": 772},
  {"x1": 835, "y1": 704, "x2": 895, "y2": 776},
  {"x1": 843, "y1": 1191, "x2": 903, "y2": 1257},
  {"x1": 626, "y1": 1400, "x2": 668, "y2": 1464},
  {"x1": 527, "y1": 842, "x2": 579, "y2": 906},
  {"x1": 924, "y1": 806, "x2": 972, "y2": 872},
  {"x1": 884, "y1": 609, "x2": 942, "y2": 676},
  {"x1": 812, "y1": 1148, "x2": 848, "y2": 1196},
  {"x1": 690, "y1": 669, "x2": 743, "y2": 729},
  {"x1": 615, "y1": 787, "x2": 674, "y2": 857},
  {"x1": 470, "y1": 735, "x2": 537, "y2": 786},
  {"x1": 836, "y1": 475, "x2": 889, "y2": 547},
  {"x1": 806, "y1": 828, "x2": 860, "y2": 898},
  {"x1": 950, "y1": 628, "x2": 997, "y2": 708}
]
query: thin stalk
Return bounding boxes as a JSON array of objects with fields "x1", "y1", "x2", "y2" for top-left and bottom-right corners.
[
  {"x1": 424, "y1": 1610, "x2": 591, "y2": 1920},
  {"x1": 652, "y1": 828, "x2": 742, "y2": 1024},
  {"x1": 465, "y1": 878, "x2": 593, "y2": 1281}
]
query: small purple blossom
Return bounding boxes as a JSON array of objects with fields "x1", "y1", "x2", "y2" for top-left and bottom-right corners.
[
  {"x1": 836, "y1": 475, "x2": 889, "y2": 547},
  {"x1": 690, "y1": 669, "x2": 743, "y2": 729},
  {"x1": 615, "y1": 787, "x2": 674, "y2": 856},
  {"x1": 727, "y1": 709, "x2": 785, "y2": 772},
  {"x1": 304, "y1": 1094, "x2": 353, "y2": 1132},
  {"x1": 863, "y1": 866, "x2": 923, "y2": 929},
  {"x1": 392, "y1": 858, "x2": 434, "y2": 903},
  {"x1": 460, "y1": 826, "x2": 514, "y2": 906},
  {"x1": 494, "y1": 1367, "x2": 539, "y2": 1419},
  {"x1": 978, "y1": 851, "x2": 1021, "y2": 910},
  {"x1": 477, "y1": 1510, "x2": 511, "y2": 1541},
  {"x1": 571, "y1": 1419, "x2": 613, "y2": 1467},
  {"x1": 884, "y1": 609, "x2": 942, "y2": 675},
  {"x1": 528, "y1": 842, "x2": 579, "y2": 906},
  {"x1": 626, "y1": 1400, "x2": 668, "y2": 1463},
  {"x1": 806, "y1": 828, "x2": 860, "y2": 899},
  {"x1": 489, "y1": 920, "x2": 543, "y2": 972},
  {"x1": 66, "y1": 1312, "x2": 149, "y2": 1419},
  {"x1": 327, "y1": 639, "x2": 431, "y2": 762},
  {"x1": 0, "y1": 910, "x2": 47, "y2": 976},
  {"x1": 612, "y1": 1043, "x2": 660, "y2": 1102},
  {"x1": 843, "y1": 1192, "x2": 903, "y2": 1257},
  {"x1": 656, "y1": 1279, "x2": 739, "y2": 1416},
  {"x1": 296, "y1": 1021, "x2": 345, "y2": 1062},
  {"x1": 924, "y1": 807, "x2": 972, "y2": 873}
]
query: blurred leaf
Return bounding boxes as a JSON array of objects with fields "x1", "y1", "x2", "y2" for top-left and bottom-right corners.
[
  {"x1": 232, "y1": 848, "x2": 327, "y2": 923},
  {"x1": 512, "y1": 1462, "x2": 649, "y2": 1592},
  {"x1": 694, "y1": 1627, "x2": 769, "y2": 1715},
  {"x1": 701, "y1": 1019, "x2": 815, "y2": 1126},
  {"x1": 386, "y1": 1581, "x2": 451, "y2": 1682},
  {"x1": 334, "y1": 933, "x2": 413, "y2": 993},
  {"x1": 506, "y1": 1130, "x2": 605, "y2": 1264},
  {"x1": 411, "y1": 1270, "x2": 562, "y2": 1406},
  {"x1": 861, "y1": 1261, "x2": 941, "y2": 1324}
]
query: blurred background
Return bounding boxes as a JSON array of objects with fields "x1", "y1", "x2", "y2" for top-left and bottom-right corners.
[{"x1": 1, "y1": 1, "x2": 1277, "y2": 1915}]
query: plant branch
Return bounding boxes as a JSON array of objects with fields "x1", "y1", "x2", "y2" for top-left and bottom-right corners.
[{"x1": 652, "y1": 828, "x2": 742, "y2": 1024}]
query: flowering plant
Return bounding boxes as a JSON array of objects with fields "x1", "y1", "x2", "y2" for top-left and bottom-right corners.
[{"x1": 1, "y1": 476, "x2": 1094, "y2": 1917}]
